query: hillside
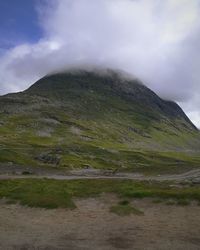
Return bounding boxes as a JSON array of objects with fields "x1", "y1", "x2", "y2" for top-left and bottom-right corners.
[{"x1": 0, "y1": 69, "x2": 200, "y2": 174}]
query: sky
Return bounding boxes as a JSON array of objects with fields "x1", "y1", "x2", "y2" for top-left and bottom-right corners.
[{"x1": 0, "y1": 0, "x2": 199, "y2": 128}]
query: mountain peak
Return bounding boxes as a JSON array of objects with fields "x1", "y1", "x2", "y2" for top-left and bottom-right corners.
[{"x1": 25, "y1": 69, "x2": 197, "y2": 131}]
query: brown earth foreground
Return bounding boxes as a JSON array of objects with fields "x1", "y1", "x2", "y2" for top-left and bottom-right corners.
[{"x1": 0, "y1": 195, "x2": 200, "y2": 250}]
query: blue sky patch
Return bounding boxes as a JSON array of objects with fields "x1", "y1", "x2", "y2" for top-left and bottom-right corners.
[{"x1": 0, "y1": 0, "x2": 42, "y2": 50}]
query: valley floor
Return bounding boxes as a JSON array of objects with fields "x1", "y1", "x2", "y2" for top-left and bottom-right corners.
[{"x1": 0, "y1": 195, "x2": 200, "y2": 250}]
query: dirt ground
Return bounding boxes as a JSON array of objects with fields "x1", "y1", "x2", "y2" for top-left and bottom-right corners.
[{"x1": 0, "y1": 195, "x2": 200, "y2": 250}]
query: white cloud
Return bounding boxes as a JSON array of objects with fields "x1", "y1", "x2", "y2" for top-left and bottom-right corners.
[{"x1": 0, "y1": 0, "x2": 200, "y2": 127}]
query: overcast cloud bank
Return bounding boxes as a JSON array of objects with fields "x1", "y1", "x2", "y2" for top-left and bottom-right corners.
[{"x1": 0, "y1": 0, "x2": 200, "y2": 127}]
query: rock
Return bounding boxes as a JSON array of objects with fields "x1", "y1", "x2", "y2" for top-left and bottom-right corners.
[
  {"x1": 35, "y1": 153, "x2": 61, "y2": 165},
  {"x1": 191, "y1": 178, "x2": 200, "y2": 185}
]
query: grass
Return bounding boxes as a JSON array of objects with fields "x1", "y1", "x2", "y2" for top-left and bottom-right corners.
[
  {"x1": 110, "y1": 201, "x2": 144, "y2": 216},
  {"x1": 0, "y1": 179, "x2": 200, "y2": 209},
  {"x1": 22, "y1": 171, "x2": 33, "y2": 175},
  {"x1": 1, "y1": 139, "x2": 200, "y2": 175},
  {"x1": 165, "y1": 199, "x2": 190, "y2": 206},
  {"x1": 177, "y1": 199, "x2": 190, "y2": 206}
]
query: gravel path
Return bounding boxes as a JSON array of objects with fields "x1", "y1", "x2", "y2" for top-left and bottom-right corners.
[{"x1": 0, "y1": 168, "x2": 200, "y2": 183}]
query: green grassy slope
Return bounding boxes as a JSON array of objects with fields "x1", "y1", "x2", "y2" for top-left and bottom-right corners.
[{"x1": 0, "y1": 70, "x2": 199, "y2": 174}]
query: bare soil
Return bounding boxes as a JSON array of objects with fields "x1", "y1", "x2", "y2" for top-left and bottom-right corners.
[{"x1": 0, "y1": 195, "x2": 200, "y2": 250}]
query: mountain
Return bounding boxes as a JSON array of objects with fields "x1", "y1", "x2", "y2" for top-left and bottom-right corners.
[{"x1": 0, "y1": 69, "x2": 200, "y2": 174}]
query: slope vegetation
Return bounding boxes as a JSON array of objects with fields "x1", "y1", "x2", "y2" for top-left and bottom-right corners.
[{"x1": 0, "y1": 70, "x2": 199, "y2": 174}]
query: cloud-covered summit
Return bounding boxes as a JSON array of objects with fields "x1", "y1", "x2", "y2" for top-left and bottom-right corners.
[{"x1": 0, "y1": 0, "x2": 200, "y2": 127}]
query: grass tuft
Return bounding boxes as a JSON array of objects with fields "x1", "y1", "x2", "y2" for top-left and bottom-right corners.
[
  {"x1": 177, "y1": 199, "x2": 190, "y2": 206},
  {"x1": 110, "y1": 201, "x2": 144, "y2": 216}
]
